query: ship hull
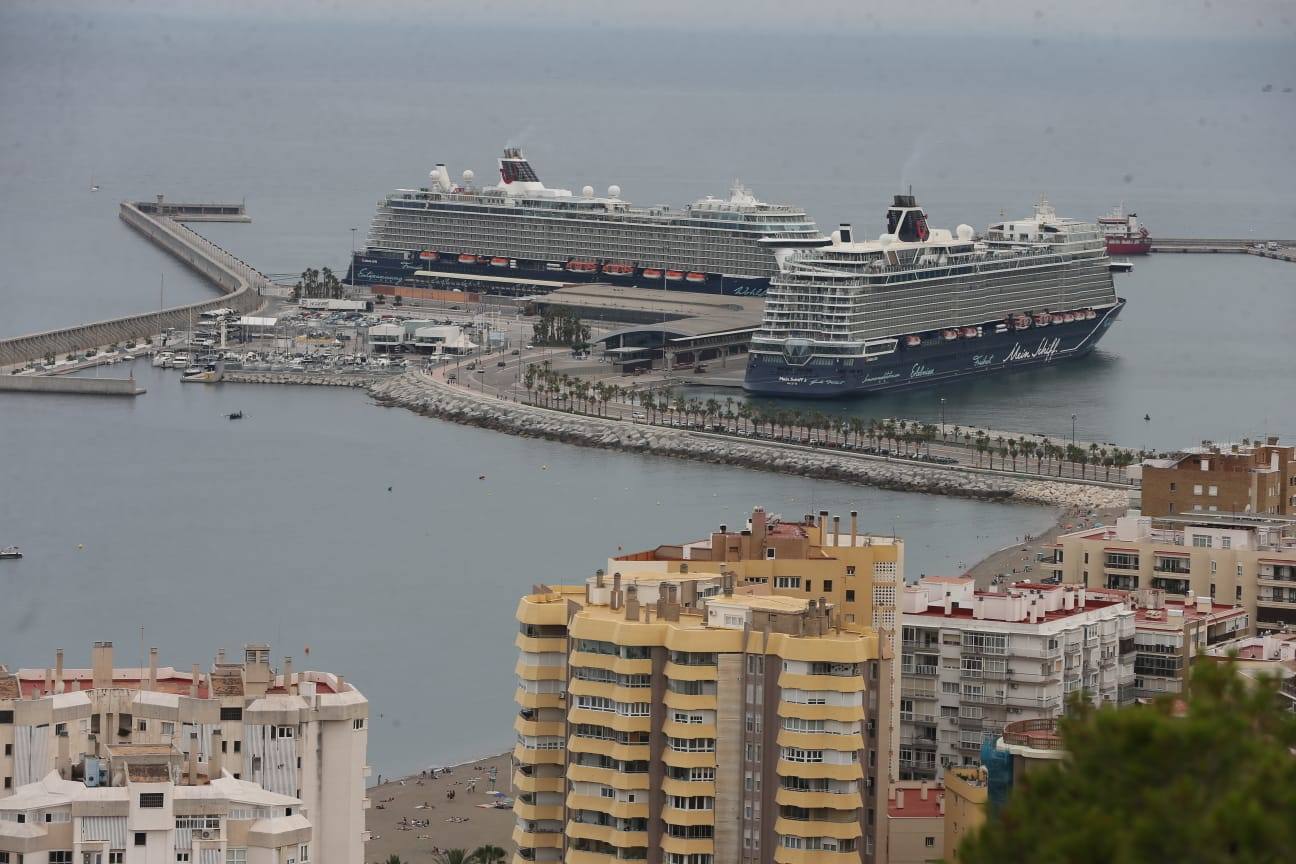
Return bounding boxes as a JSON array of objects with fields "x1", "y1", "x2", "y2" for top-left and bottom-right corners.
[
  {"x1": 742, "y1": 300, "x2": 1124, "y2": 398},
  {"x1": 347, "y1": 251, "x2": 771, "y2": 297},
  {"x1": 1104, "y1": 239, "x2": 1151, "y2": 255}
]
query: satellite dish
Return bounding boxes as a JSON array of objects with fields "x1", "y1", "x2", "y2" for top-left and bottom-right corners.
[
  {"x1": 608, "y1": 185, "x2": 621, "y2": 198},
  {"x1": 582, "y1": 185, "x2": 594, "y2": 198},
  {"x1": 462, "y1": 169, "x2": 475, "y2": 183},
  {"x1": 956, "y1": 224, "x2": 974, "y2": 241}
]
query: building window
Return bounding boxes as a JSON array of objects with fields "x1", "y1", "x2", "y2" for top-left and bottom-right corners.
[
  {"x1": 1211, "y1": 561, "x2": 1218, "y2": 575},
  {"x1": 1084, "y1": 552, "x2": 1089, "y2": 564},
  {"x1": 1236, "y1": 585, "x2": 1243, "y2": 601},
  {"x1": 1192, "y1": 535, "x2": 1212, "y2": 548},
  {"x1": 176, "y1": 854, "x2": 190, "y2": 863},
  {"x1": 774, "y1": 576, "x2": 801, "y2": 589},
  {"x1": 822, "y1": 580, "x2": 833, "y2": 592},
  {"x1": 135, "y1": 834, "x2": 147, "y2": 848},
  {"x1": 926, "y1": 837, "x2": 936, "y2": 848},
  {"x1": 161, "y1": 721, "x2": 175, "y2": 736},
  {"x1": 1193, "y1": 485, "x2": 1203, "y2": 495},
  {"x1": 1221, "y1": 537, "x2": 1231, "y2": 549},
  {"x1": 138, "y1": 719, "x2": 148, "y2": 732},
  {"x1": 299, "y1": 846, "x2": 309, "y2": 863},
  {"x1": 353, "y1": 718, "x2": 365, "y2": 730},
  {"x1": 226, "y1": 850, "x2": 247, "y2": 864},
  {"x1": 219, "y1": 707, "x2": 242, "y2": 722},
  {"x1": 766, "y1": 548, "x2": 775, "y2": 559},
  {"x1": 110, "y1": 853, "x2": 124, "y2": 864},
  {"x1": 233, "y1": 741, "x2": 241, "y2": 753},
  {"x1": 1208, "y1": 485, "x2": 1218, "y2": 497},
  {"x1": 845, "y1": 590, "x2": 855, "y2": 602},
  {"x1": 49, "y1": 853, "x2": 73, "y2": 864},
  {"x1": 139, "y1": 793, "x2": 165, "y2": 808}
]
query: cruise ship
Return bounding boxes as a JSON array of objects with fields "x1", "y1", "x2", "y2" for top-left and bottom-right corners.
[
  {"x1": 743, "y1": 196, "x2": 1125, "y2": 397},
  {"x1": 347, "y1": 148, "x2": 827, "y2": 297}
]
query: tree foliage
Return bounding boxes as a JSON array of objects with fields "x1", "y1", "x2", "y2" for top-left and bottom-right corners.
[
  {"x1": 960, "y1": 660, "x2": 1296, "y2": 864},
  {"x1": 531, "y1": 309, "x2": 591, "y2": 347},
  {"x1": 293, "y1": 266, "x2": 344, "y2": 300}
]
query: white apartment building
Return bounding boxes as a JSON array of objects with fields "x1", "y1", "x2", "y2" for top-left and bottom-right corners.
[
  {"x1": 898, "y1": 577, "x2": 1135, "y2": 781},
  {"x1": 0, "y1": 643, "x2": 367, "y2": 864}
]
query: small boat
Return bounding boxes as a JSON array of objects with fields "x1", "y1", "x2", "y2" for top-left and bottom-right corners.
[
  {"x1": 152, "y1": 351, "x2": 174, "y2": 368},
  {"x1": 418, "y1": 250, "x2": 439, "y2": 262},
  {"x1": 1064, "y1": 312, "x2": 1077, "y2": 323},
  {"x1": 169, "y1": 352, "x2": 192, "y2": 368},
  {"x1": 0, "y1": 546, "x2": 21, "y2": 560},
  {"x1": 1108, "y1": 259, "x2": 1134, "y2": 273},
  {"x1": 642, "y1": 268, "x2": 663, "y2": 279},
  {"x1": 1085, "y1": 309, "x2": 1097, "y2": 320},
  {"x1": 566, "y1": 260, "x2": 598, "y2": 273},
  {"x1": 602, "y1": 262, "x2": 634, "y2": 276},
  {"x1": 942, "y1": 329, "x2": 959, "y2": 341},
  {"x1": 1051, "y1": 314, "x2": 1065, "y2": 325},
  {"x1": 904, "y1": 335, "x2": 922, "y2": 347},
  {"x1": 962, "y1": 326, "x2": 978, "y2": 338},
  {"x1": 227, "y1": 411, "x2": 243, "y2": 420},
  {"x1": 685, "y1": 272, "x2": 706, "y2": 283},
  {"x1": 1034, "y1": 312, "x2": 1052, "y2": 326},
  {"x1": 457, "y1": 253, "x2": 476, "y2": 264},
  {"x1": 490, "y1": 257, "x2": 509, "y2": 267},
  {"x1": 665, "y1": 270, "x2": 684, "y2": 282},
  {"x1": 1013, "y1": 314, "x2": 1031, "y2": 330},
  {"x1": 181, "y1": 362, "x2": 223, "y2": 383}
]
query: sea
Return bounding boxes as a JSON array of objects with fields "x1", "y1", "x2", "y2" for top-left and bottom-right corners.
[{"x1": 1, "y1": 3, "x2": 1293, "y2": 775}]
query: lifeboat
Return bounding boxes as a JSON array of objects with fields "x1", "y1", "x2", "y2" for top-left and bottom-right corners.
[
  {"x1": 642, "y1": 268, "x2": 663, "y2": 279},
  {"x1": 905, "y1": 335, "x2": 922, "y2": 348},
  {"x1": 686, "y1": 272, "x2": 706, "y2": 283},
  {"x1": 418, "y1": 250, "x2": 439, "y2": 262},
  {"x1": 1052, "y1": 314, "x2": 1065, "y2": 325},
  {"x1": 1034, "y1": 312, "x2": 1052, "y2": 326},
  {"x1": 962, "y1": 326, "x2": 978, "y2": 338},
  {"x1": 566, "y1": 260, "x2": 598, "y2": 273},
  {"x1": 665, "y1": 270, "x2": 685, "y2": 282},
  {"x1": 942, "y1": 329, "x2": 959, "y2": 341},
  {"x1": 1065, "y1": 312, "x2": 1078, "y2": 323},
  {"x1": 1013, "y1": 314, "x2": 1031, "y2": 330},
  {"x1": 1085, "y1": 309, "x2": 1097, "y2": 320},
  {"x1": 457, "y1": 253, "x2": 476, "y2": 264},
  {"x1": 490, "y1": 257, "x2": 509, "y2": 267},
  {"x1": 602, "y1": 263, "x2": 634, "y2": 276}
]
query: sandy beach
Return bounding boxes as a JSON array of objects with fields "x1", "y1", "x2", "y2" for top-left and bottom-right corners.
[
  {"x1": 365, "y1": 753, "x2": 515, "y2": 863},
  {"x1": 966, "y1": 504, "x2": 1125, "y2": 589}
]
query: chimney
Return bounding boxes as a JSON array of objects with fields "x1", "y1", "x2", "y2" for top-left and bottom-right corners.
[
  {"x1": 625, "y1": 585, "x2": 641, "y2": 622},
  {"x1": 920, "y1": 781, "x2": 929, "y2": 801},
  {"x1": 190, "y1": 663, "x2": 200, "y2": 698},
  {"x1": 751, "y1": 507, "x2": 767, "y2": 543},
  {"x1": 939, "y1": 797, "x2": 946, "y2": 816},
  {"x1": 210, "y1": 729, "x2": 223, "y2": 778},
  {"x1": 56, "y1": 731, "x2": 71, "y2": 778},
  {"x1": 895, "y1": 788, "x2": 905, "y2": 809},
  {"x1": 336, "y1": 674, "x2": 346, "y2": 693},
  {"x1": 147, "y1": 647, "x2": 158, "y2": 692},
  {"x1": 45, "y1": 666, "x2": 53, "y2": 695},
  {"x1": 187, "y1": 732, "x2": 199, "y2": 784},
  {"x1": 611, "y1": 572, "x2": 623, "y2": 610},
  {"x1": 818, "y1": 510, "x2": 829, "y2": 530},
  {"x1": 55, "y1": 649, "x2": 65, "y2": 694},
  {"x1": 943, "y1": 592, "x2": 953, "y2": 616},
  {"x1": 92, "y1": 642, "x2": 114, "y2": 690},
  {"x1": 973, "y1": 595, "x2": 985, "y2": 620},
  {"x1": 1062, "y1": 589, "x2": 1075, "y2": 611},
  {"x1": 850, "y1": 510, "x2": 858, "y2": 545},
  {"x1": 1195, "y1": 595, "x2": 1212, "y2": 614},
  {"x1": 1077, "y1": 590, "x2": 1087, "y2": 609},
  {"x1": 832, "y1": 515, "x2": 841, "y2": 546},
  {"x1": 595, "y1": 569, "x2": 605, "y2": 588},
  {"x1": 723, "y1": 572, "x2": 734, "y2": 597}
]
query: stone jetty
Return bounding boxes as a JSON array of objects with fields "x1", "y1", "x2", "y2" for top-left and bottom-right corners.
[{"x1": 367, "y1": 371, "x2": 1127, "y2": 511}]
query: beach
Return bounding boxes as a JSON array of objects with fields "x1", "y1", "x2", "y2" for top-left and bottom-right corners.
[
  {"x1": 966, "y1": 504, "x2": 1126, "y2": 588},
  {"x1": 365, "y1": 753, "x2": 515, "y2": 863}
]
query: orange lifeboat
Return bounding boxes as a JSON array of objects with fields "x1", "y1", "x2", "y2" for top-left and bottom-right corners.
[
  {"x1": 1012, "y1": 314, "x2": 1031, "y2": 330},
  {"x1": 1034, "y1": 312, "x2": 1052, "y2": 326},
  {"x1": 1052, "y1": 314, "x2": 1065, "y2": 325},
  {"x1": 905, "y1": 335, "x2": 922, "y2": 347},
  {"x1": 642, "y1": 268, "x2": 663, "y2": 279},
  {"x1": 962, "y1": 326, "x2": 978, "y2": 338},
  {"x1": 566, "y1": 260, "x2": 598, "y2": 273},
  {"x1": 457, "y1": 253, "x2": 476, "y2": 264},
  {"x1": 686, "y1": 272, "x2": 706, "y2": 283},
  {"x1": 418, "y1": 250, "x2": 439, "y2": 262},
  {"x1": 1085, "y1": 309, "x2": 1097, "y2": 320},
  {"x1": 490, "y1": 257, "x2": 509, "y2": 267},
  {"x1": 602, "y1": 263, "x2": 634, "y2": 276},
  {"x1": 942, "y1": 329, "x2": 959, "y2": 341},
  {"x1": 665, "y1": 270, "x2": 684, "y2": 282}
]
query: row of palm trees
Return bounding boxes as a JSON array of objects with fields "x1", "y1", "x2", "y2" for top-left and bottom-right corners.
[
  {"x1": 518, "y1": 361, "x2": 1141, "y2": 481},
  {"x1": 384, "y1": 844, "x2": 504, "y2": 864}
]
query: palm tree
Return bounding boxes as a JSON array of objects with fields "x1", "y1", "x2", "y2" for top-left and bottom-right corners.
[
  {"x1": 471, "y1": 845, "x2": 507, "y2": 864},
  {"x1": 975, "y1": 434, "x2": 988, "y2": 467},
  {"x1": 433, "y1": 850, "x2": 470, "y2": 864},
  {"x1": 386, "y1": 856, "x2": 405, "y2": 864},
  {"x1": 1008, "y1": 439, "x2": 1019, "y2": 471}
]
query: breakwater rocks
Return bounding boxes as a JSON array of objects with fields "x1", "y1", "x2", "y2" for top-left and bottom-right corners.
[
  {"x1": 223, "y1": 371, "x2": 379, "y2": 387},
  {"x1": 369, "y1": 372, "x2": 1127, "y2": 510}
]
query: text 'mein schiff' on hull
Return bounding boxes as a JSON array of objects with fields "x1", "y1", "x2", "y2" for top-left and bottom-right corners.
[
  {"x1": 742, "y1": 195, "x2": 1125, "y2": 398},
  {"x1": 347, "y1": 148, "x2": 827, "y2": 297}
]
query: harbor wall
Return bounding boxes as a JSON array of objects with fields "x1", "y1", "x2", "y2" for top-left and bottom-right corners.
[
  {"x1": 0, "y1": 203, "x2": 267, "y2": 369},
  {"x1": 0, "y1": 375, "x2": 144, "y2": 396}
]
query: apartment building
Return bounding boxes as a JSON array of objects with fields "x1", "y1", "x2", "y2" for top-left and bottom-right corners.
[
  {"x1": 879, "y1": 782, "x2": 944, "y2": 864},
  {"x1": 0, "y1": 643, "x2": 367, "y2": 864},
  {"x1": 897, "y1": 577, "x2": 1134, "y2": 782},
  {"x1": 1085, "y1": 588, "x2": 1249, "y2": 700},
  {"x1": 940, "y1": 767, "x2": 986, "y2": 864},
  {"x1": 1203, "y1": 632, "x2": 1296, "y2": 712},
  {"x1": 1046, "y1": 511, "x2": 1296, "y2": 631},
  {"x1": 513, "y1": 507, "x2": 901, "y2": 864},
  {"x1": 1139, "y1": 437, "x2": 1295, "y2": 518}
]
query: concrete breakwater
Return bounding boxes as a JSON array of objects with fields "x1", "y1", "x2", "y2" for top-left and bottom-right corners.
[
  {"x1": 0, "y1": 202, "x2": 267, "y2": 369},
  {"x1": 222, "y1": 371, "x2": 379, "y2": 387},
  {"x1": 369, "y1": 372, "x2": 1127, "y2": 510},
  {"x1": 0, "y1": 375, "x2": 144, "y2": 396}
]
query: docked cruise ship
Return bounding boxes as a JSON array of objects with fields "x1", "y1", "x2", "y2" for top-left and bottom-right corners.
[
  {"x1": 347, "y1": 148, "x2": 827, "y2": 297},
  {"x1": 743, "y1": 196, "x2": 1124, "y2": 397}
]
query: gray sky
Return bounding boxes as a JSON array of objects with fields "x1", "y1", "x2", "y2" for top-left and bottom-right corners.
[{"x1": 17, "y1": 0, "x2": 1296, "y2": 40}]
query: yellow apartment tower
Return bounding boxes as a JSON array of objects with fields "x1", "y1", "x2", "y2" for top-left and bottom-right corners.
[{"x1": 512, "y1": 507, "x2": 901, "y2": 864}]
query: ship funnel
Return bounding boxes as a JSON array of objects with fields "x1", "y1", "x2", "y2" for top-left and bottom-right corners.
[{"x1": 431, "y1": 163, "x2": 453, "y2": 193}]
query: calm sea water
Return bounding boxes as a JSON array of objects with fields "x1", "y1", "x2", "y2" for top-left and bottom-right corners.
[{"x1": 0, "y1": 4, "x2": 1292, "y2": 774}]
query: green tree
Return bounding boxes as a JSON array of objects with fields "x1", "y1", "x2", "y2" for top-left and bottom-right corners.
[
  {"x1": 432, "y1": 851, "x2": 471, "y2": 864},
  {"x1": 471, "y1": 846, "x2": 507, "y2": 864},
  {"x1": 960, "y1": 660, "x2": 1296, "y2": 864}
]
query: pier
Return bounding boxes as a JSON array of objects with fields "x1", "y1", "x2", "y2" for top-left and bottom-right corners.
[
  {"x1": 0, "y1": 375, "x2": 145, "y2": 396},
  {"x1": 133, "y1": 194, "x2": 251, "y2": 222},
  {"x1": 1150, "y1": 237, "x2": 1293, "y2": 262},
  {"x1": 0, "y1": 200, "x2": 271, "y2": 371}
]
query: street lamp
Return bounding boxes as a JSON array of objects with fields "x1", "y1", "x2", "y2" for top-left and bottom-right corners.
[
  {"x1": 1071, "y1": 413, "x2": 1077, "y2": 447},
  {"x1": 349, "y1": 227, "x2": 357, "y2": 290},
  {"x1": 939, "y1": 396, "x2": 946, "y2": 441}
]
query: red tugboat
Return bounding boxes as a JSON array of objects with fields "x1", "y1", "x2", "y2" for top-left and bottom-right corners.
[{"x1": 1098, "y1": 204, "x2": 1151, "y2": 255}]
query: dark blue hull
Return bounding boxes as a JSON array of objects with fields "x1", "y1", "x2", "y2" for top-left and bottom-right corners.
[
  {"x1": 347, "y1": 251, "x2": 771, "y2": 297},
  {"x1": 742, "y1": 300, "x2": 1124, "y2": 398}
]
